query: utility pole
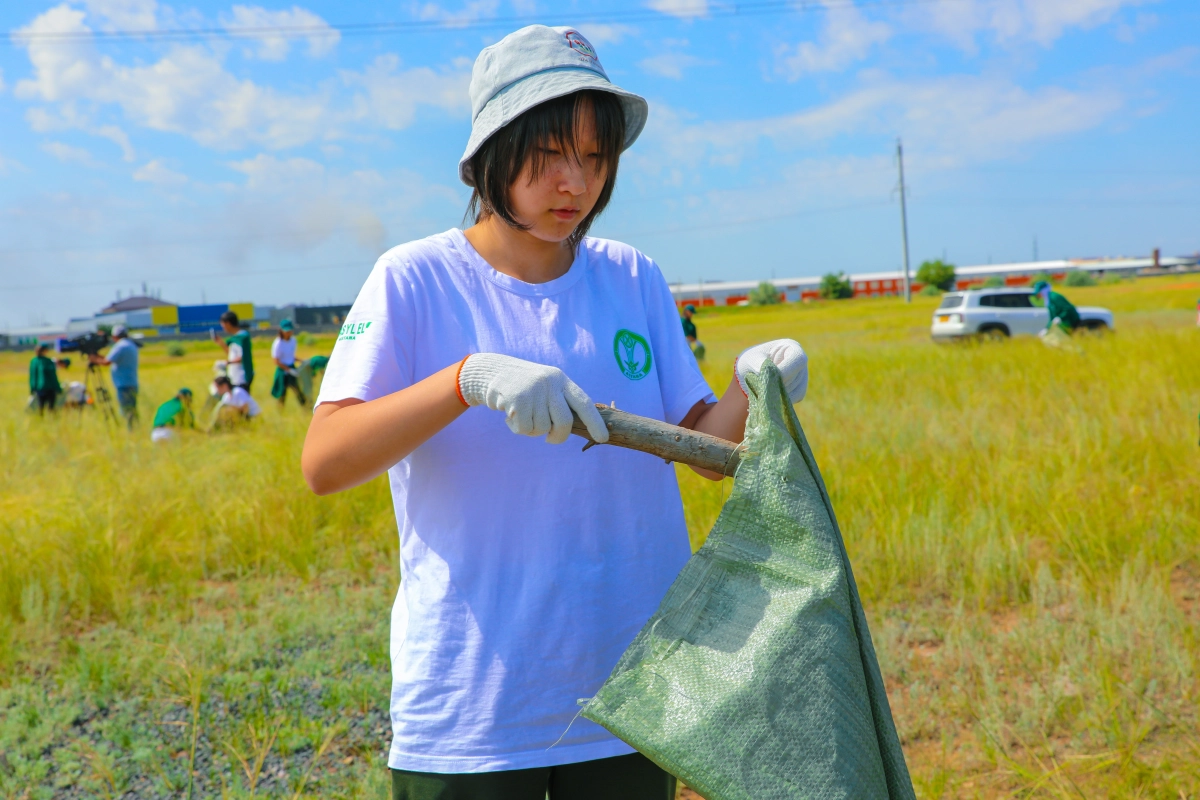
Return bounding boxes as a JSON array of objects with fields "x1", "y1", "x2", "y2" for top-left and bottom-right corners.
[{"x1": 896, "y1": 138, "x2": 912, "y2": 302}]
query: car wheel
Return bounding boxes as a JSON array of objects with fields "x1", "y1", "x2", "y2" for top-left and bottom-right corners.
[{"x1": 978, "y1": 325, "x2": 1009, "y2": 340}]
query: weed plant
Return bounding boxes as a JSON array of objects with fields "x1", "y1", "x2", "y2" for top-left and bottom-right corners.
[{"x1": 1, "y1": 277, "x2": 1198, "y2": 797}]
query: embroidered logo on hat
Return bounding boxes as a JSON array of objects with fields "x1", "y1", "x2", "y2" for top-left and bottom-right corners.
[{"x1": 565, "y1": 30, "x2": 599, "y2": 63}]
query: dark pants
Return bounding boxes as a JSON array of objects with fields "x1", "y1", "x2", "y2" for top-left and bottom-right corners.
[
  {"x1": 116, "y1": 386, "x2": 138, "y2": 429},
  {"x1": 391, "y1": 753, "x2": 675, "y2": 800},
  {"x1": 35, "y1": 389, "x2": 59, "y2": 413}
]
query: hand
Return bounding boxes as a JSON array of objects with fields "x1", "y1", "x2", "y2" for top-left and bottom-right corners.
[
  {"x1": 735, "y1": 339, "x2": 808, "y2": 403},
  {"x1": 458, "y1": 354, "x2": 609, "y2": 445}
]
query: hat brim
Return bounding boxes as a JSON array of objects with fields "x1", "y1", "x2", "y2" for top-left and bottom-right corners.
[{"x1": 459, "y1": 68, "x2": 648, "y2": 187}]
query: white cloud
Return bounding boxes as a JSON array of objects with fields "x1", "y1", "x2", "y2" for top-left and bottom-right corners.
[
  {"x1": 639, "y1": 52, "x2": 710, "y2": 80},
  {"x1": 633, "y1": 74, "x2": 1124, "y2": 172},
  {"x1": 579, "y1": 24, "x2": 638, "y2": 46},
  {"x1": 915, "y1": 0, "x2": 1156, "y2": 49},
  {"x1": 776, "y1": 1, "x2": 891, "y2": 79},
  {"x1": 221, "y1": 5, "x2": 340, "y2": 61},
  {"x1": 41, "y1": 141, "x2": 100, "y2": 167},
  {"x1": 647, "y1": 0, "x2": 708, "y2": 20},
  {"x1": 133, "y1": 159, "x2": 187, "y2": 185},
  {"x1": 341, "y1": 55, "x2": 470, "y2": 130},
  {"x1": 13, "y1": 4, "x2": 469, "y2": 153},
  {"x1": 81, "y1": 0, "x2": 158, "y2": 30},
  {"x1": 415, "y1": 0, "x2": 500, "y2": 27}
]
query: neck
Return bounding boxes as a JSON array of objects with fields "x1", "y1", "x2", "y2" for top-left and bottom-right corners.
[{"x1": 463, "y1": 214, "x2": 575, "y2": 284}]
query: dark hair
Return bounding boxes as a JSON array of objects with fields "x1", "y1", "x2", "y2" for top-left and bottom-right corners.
[
  {"x1": 466, "y1": 90, "x2": 626, "y2": 249},
  {"x1": 220, "y1": 310, "x2": 239, "y2": 326},
  {"x1": 214, "y1": 376, "x2": 232, "y2": 388}
]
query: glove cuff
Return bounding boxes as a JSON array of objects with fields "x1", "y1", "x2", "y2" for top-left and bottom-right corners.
[
  {"x1": 454, "y1": 356, "x2": 470, "y2": 407},
  {"x1": 458, "y1": 352, "x2": 506, "y2": 407},
  {"x1": 734, "y1": 352, "x2": 750, "y2": 397}
]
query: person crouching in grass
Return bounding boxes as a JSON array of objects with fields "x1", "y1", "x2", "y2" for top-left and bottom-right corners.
[
  {"x1": 270, "y1": 319, "x2": 307, "y2": 407},
  {"x1": 301, "y1": 25, "x2": 809, "y2": 800},
  {"x1": 208, "y1": 376, "x2": 261, "y2": 431},
  {"x1": 150, "y1": 387, "x2": 194, "y2": 442}
]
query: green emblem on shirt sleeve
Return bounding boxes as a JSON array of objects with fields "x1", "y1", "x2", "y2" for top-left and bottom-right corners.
[
  {"x1": 338, "y1": 321, "x2": 373, "y2": 341},
  {"x1": 613, "y1": 329, "x2": 653, "y2": 381}
]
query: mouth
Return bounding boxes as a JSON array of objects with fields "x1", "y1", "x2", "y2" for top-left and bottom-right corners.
[{"x1": 551, "y1": 207, "x2": 580, "y2": 221}]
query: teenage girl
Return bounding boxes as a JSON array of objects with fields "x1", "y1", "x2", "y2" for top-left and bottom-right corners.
[{"x1": 302, "y1": 25, "x2": 808, "y2": 800}]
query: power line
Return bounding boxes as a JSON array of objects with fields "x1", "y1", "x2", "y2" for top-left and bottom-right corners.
[{"x1": 5, "y1": 0, "x2": 956, "y2": 45}]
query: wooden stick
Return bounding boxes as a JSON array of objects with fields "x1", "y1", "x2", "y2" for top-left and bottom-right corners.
[{"x1": 571, "y1": 405, "x2": 742, "y2": 476}]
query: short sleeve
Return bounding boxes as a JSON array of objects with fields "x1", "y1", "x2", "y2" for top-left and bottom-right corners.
[
  {"x1": 227, "y1": 342, "x2": 242, "y2": 361},
  {"x1": 316, "y1": 256, "x2": 414, "y2": 406},
  {"x1": 642, "y1": 259, "x2": 717, "y2": 425},
  {"x1": 270, "y1": 339, "x2": 281, "y2": 360}
]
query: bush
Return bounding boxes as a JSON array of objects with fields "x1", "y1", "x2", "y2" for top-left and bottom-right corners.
[
  {"x1": 1064, "y1": 271, "x2": 1097, "y2": 287},
  {"x1": 748, "y1": 281, "x2": 782, "y2": 306},
  {"x1": 919, "y1": 284, "x2": 942, "y2": 297},
  {"x1": 1030, "y1": 272, "x2": 1054, "y2": 287},
  {"x1": 916, "y1": 259, "x2": 956, "y2": 291},
  {"x1": 819, "y1": 272, "x2": 853, "y2": 300},
  {"x1": 298, "y1": 332, "x2": 316, "y2": 346},
  {"x1": 166, "y1": 343, "x2": 186, "y2": 358},
  {"x1": 982, "y1": 276, "x2": 1005, "y2": 288}
]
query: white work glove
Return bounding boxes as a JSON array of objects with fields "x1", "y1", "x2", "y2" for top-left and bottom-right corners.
[
  {"x1": 735, "y1": 339, "x2": 808, "y2": 403},
  {"x1": 458, "y1": 353, "x2": 609, "y2": 445}
]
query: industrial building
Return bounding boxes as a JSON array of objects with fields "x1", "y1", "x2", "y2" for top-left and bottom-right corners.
[{"x1": 669, "y1": 253, "x2": 1198, "y2": 307}]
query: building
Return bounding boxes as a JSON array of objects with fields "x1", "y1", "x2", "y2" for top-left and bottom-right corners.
[{"x1": 670, "y1": 253, "x2": 1199, "y2": 307}]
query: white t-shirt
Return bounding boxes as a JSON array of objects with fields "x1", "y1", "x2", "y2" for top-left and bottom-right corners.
[
  {"x1": 219, "y1": 386, "x2": 261, "y2": 417},
  {"x1": 317, "y1": 229, "x2": 715, "y2": 773},
  {"x1": 226, "y1": 342, "x2": 246, "y2": 386},
  {"x1": 271, "y1": 336, "x2": 297, "y2": 367}
]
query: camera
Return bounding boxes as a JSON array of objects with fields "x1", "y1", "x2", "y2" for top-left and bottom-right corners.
[{"x1": 57, "y1": 331, "x2": 111, "y2": 356}]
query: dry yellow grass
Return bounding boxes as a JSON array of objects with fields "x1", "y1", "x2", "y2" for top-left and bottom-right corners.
[{"x1": 1, "y1": 276, "x2": 1198, "y2": 797}]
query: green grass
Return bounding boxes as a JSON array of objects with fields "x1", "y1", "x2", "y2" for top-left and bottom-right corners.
[{"x1": 2, "y1": 277, "x2": 1200, "y2": 797}]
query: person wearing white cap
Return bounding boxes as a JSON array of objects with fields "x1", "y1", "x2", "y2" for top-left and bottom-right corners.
[
  {"x1": 90, "y1": 324, "x2": 140, "y2": 428},
  {"x1": 302, "y1": 25, "x2": 808, "y2": 798}
]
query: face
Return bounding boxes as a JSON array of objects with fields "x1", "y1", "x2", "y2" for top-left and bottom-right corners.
[
  {"x1": 507, "y1": 103, "x2": 608, "y2": 244},
  {"x1": 281, "y1": 329, "x2": 292, "y2": 340},
  {"x1": 221, "y1": 321, "x2": 238, "y2": 334}
]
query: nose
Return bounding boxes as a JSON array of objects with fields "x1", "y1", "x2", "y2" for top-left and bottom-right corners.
[{"x1": 557, "y1": 158, "x2": 588, "y2": 196}]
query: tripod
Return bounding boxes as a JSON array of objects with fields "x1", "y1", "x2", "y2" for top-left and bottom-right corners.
[{"x1": 84, "y1": 362, "x2": 120, "y2": 426}]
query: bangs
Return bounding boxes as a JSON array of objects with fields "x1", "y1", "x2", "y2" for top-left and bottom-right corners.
[{"x1": 467, "y1": 90, "x2": 627, "y2": 248}]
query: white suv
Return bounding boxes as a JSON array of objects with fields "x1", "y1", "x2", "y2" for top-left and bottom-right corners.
[{"x1": 931, "y1": 288, "x2": 1114, "y2": 341}]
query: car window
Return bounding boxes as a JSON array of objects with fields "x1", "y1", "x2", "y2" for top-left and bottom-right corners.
[
  {"x1": 980, "y1": 294, "x2": 1035, "y2": 308},
  {"x1": 938, "y1": 295, "x2": 963, "y2": 309}
]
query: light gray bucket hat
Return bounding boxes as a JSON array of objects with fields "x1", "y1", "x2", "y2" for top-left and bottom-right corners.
[{"x1": 459, "y1": 25, "x2": 649, "y2": 187}]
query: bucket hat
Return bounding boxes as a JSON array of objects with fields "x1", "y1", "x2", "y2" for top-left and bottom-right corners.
[{"x1": 459, "y1": 25, "x2": 648, "y2": 187}]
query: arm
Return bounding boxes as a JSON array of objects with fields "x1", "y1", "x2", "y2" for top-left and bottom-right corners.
[
  {"x1": 302, "y1": 361, "x2": 467, "y2": 496},
  {"x1": 211, "y1": 329, "x2": 230, "y2": 355},
  {"x1": 677, "y1": 376, "x2": 748, "y2": 480}
]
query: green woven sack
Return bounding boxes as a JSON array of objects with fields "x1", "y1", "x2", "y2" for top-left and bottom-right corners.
[{"x1": 582, "y1": 362, "x2": 915, "y2": 800}]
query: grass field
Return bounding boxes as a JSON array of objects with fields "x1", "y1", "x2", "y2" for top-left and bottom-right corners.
[{"x1": 2, "y1": 277, "x2": 1199, "y2": 798}]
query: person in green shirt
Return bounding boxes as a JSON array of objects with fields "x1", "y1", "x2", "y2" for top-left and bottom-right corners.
[
  {"x1": 151, "y1": 388, "x2": 194, "y2": 442},
  {"x1": 1031, "y1": 280, "x2": 1081, "y2": 332},
  {"x1": 680, "y1": 304, "x2": 705, "y2": 361},
  {"x1": 28, "y1": 343, "x2": 62, "y2": 415},
  {"x1": 212, "y1": 310, "x2": 254, "y2": 391}
]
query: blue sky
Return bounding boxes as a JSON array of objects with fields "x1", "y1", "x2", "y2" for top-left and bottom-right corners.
[{"x1": 1, "y1": 0, "x2": 1197, "y2": 327}]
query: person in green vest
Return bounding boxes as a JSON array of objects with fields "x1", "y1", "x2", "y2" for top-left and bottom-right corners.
[
  {"x1": 1031, "y1": 280, "x2": 1081, "y2": 333},
  {"x1": 680, "y1": 304, "x2": 705, "y2": 361},
  {"x1": 150, "y1": 388, "x2": 195, "y2": 442},
  {"x1": 28, "y1": 343, "x2": 62, "y2": 415},
  {"x1": 212, "y1": 310, "x2": 254, "y2": 391}
]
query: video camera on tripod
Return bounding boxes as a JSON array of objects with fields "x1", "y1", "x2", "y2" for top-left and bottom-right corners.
[
  {"x1": 56, "y1": 331, "x2": 111, "y2": 356},
  {"x1": 56, "y1": 331, "x2": 119, "y2": 423}
]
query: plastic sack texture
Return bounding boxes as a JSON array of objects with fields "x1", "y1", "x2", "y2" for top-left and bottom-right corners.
[{"x1": 582, "y1": 362, "x2": 915, "y2": 800}]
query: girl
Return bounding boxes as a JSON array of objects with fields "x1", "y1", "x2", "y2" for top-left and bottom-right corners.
[{"x1": 302, "y1": 24, "x2": 808, "y2": 800}]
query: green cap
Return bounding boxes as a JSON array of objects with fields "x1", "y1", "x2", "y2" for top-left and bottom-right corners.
[
  {"x1": 178, "y1": 387, "x2": 193, "y2": 397},
  {"x1": 280, "y1": 319, "x2": 294, "y2": 331},
  {"x1": 684, "y1": 304, "x2": 696, "y2": 313},
  {"x1": 1031, "y1": 280, "x2": 1050, "y2": 293}
]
